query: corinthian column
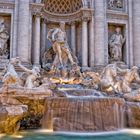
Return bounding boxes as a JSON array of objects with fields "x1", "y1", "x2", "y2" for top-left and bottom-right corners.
[
  {"x1": 89, "y1": 17, "x2": 94, "y2": 67},
  {"x1": 17, "y1": 0, "x2": 30, "y2": 63},
  {"x1": 82, "y1": 19, "x2": 88, "y2": 67},
  {"x1": 94, "y1": 0, "x2": 106, "y2": 66},
  {"x1": 33, "y1": 15, "x2": 41, "y2": 65},
  {"x1": 41, "y1": 19, "x2": 47, "y2": 62},
  {"x1": 71, "y1": 22, "x2": 76, "y2": 55}
]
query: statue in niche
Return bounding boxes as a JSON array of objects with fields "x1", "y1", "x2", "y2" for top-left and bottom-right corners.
[
  {"x1": 42, "y1": 22, "x2": 81, "y2": 84},
  {"x1": 47, "y1": 21, "x2": 76, "y2": 70},
  {"x1": 0, "y1": 17, "x2": 9, "y2": 59},
  {"x1": 109, "y1": 27, "x2": 125, "y2": 62}
]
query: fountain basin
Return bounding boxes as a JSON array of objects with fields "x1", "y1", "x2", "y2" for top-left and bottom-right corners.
[
  {"x1": 42, "y1": 97, "x2": 125, "y2": 132},
  {"x1": 1, "y1": 129, "x2": 140, "y2": 140}
]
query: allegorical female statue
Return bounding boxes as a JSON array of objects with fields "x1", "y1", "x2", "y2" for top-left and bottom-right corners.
[{"x1": 109, "y1": 27, "x2": 125, "y2": 62}]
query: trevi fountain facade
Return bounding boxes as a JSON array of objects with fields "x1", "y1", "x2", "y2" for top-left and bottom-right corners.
[{"x1": 1, "y1": 0, "x2": 140, "y2": 137}]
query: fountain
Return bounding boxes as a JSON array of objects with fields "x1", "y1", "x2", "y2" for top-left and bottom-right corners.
[
  {"x1": 42, "y1": 97, "x2": 125, "y2": 132},
  {"x1": 1, "y1": 23, "x2": 140, "y2": 136}
]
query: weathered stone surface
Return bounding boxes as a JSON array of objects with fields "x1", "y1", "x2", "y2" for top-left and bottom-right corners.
[
  {"x1": 123, "y1": 92, "x2": 140, "y2": 102},
  {"x1": 0, "y1": 96, "x2": 28, "y2": 134},
  {"x1": 126, "y1": 102, "x2": 140, "y2": 128},
  {"x1": 42, "y1": 97, "x2": 125, "y2": 132},
  {"x1": 0, "y1": 89, "x2": 53, "y2": 134}
]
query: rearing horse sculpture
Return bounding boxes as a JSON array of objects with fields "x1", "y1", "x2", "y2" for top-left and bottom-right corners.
[
  {"x1": 100, "y1": 64, "x2": 118, "y2": 93},
  {"x1": 115, "y1": 66, "x2": 140, "y2": 93}
]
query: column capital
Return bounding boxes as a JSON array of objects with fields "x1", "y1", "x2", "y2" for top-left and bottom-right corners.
[
  {"x1": 70, "y1": 21, "x2": 76, "y2": 26},
  {"x1": 41, "y1": 18, "x2": 47, "y2": 24},
  {"x1": 81, "y1": 17, "x2": 90, "y2": 22},
  {"x1": 34, "y1": 12, "x2": 42, "y2": 17}
]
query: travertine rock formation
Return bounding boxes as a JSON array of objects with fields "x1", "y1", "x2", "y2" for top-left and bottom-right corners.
[{"x1": 126, "y1": 102, "x2": 140, "y2": 128}]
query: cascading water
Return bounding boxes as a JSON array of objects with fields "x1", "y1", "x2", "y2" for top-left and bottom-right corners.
[{"x1": 42, "y1": 90, "x2": 126, "y2": 132}]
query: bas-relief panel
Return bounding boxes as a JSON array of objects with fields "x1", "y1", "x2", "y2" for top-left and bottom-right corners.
[{"x1": 107, "y1": 0, "x2": 125, "y2": 11}]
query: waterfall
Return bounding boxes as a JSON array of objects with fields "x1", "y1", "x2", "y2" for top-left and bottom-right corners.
[{"x1": 42, "y1": 95, "x2": 125, "y2": 132}]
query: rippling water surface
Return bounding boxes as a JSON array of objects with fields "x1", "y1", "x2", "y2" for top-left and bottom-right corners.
[{"x1": 1, "y1": 130, "x2": 140, "y2": 140}]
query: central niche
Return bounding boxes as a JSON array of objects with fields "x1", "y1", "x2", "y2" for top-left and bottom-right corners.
[{"x1": 43, "y1": 0, "x2": 83, "y2": 14}]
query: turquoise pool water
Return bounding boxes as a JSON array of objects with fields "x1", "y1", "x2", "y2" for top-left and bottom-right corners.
[{"x1": 1, "y1": 130, "x2": 140, "y2": 140}]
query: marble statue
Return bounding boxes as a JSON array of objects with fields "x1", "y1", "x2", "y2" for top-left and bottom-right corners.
[
  {"x1": 82, "y1": 71, "x2": 101, "y2": 89},
  {"x1": 109, "y1": 27, "x2": 125, "y2": 62},
  {"x1": 0, "y1": 17, "x2": 9, "y2": 59},
  {"x1": 2, "y1": 58, "x2": 21, "y2": 86},
  {"x1": 100, "y1": 64, "x2": 118, "y2": 93},
  {"x1": 47, "y1": 22, "x2": 75, "y2": 69},
  {"x1": 2, "y1": 57, "x2": 41, "y2": 88},
  {"x1": 115, "y1": 66, "x2": 140, "y2": 93},
  {"x1": 17, "y1": 61, "x2": 41, "y2": 88}
]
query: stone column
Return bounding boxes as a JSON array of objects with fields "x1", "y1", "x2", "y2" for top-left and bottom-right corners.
[
  {"x1": 82, "y1": 19, "x2": 88, "y2": 67},
  {"x1": 128, "y1": 0, "x2": 133, "y2": 66},
  {"x1": 71, "y1": 22, "x2": 76, "y2": 55},
  {"x1": 33, "y1": 15, "x2": 41, "y2": 65},
  {"x1": 94, "y1": 0, "x2": 105, "y2": 66},
  {"x1": 17, "y1": 0, "x2": 30, "y2": 63},
  {"x1": 12, "y1": 0, "x2": 19, "y2": 58},
  {"x1": 41, "y1": 20, "x2": 47, "y2": 62},
  {"x1": 133, "y1": 0, "x2": 140, "y2": 66},
  {"x1": 89, "y1": 17, "x2": 94, "y2": 67}
]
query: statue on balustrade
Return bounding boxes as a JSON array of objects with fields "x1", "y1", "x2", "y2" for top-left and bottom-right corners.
[
  {"x1": 0, "y1": 17, "x2": 9, "y2": 59},
  {"x1": 109, "y1": 27, "x2": 125, "y2": 62}
]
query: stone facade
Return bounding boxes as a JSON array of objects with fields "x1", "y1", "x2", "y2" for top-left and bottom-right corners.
[{"x1": 0, "y1": 0, "x2": 139, "y2": 68}]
